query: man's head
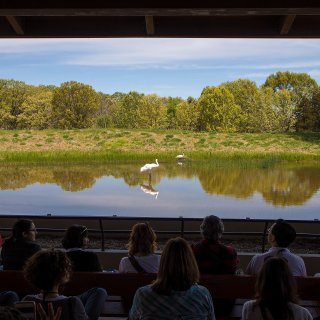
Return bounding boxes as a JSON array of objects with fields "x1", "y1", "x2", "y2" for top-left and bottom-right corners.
[
  {"x1": 200, "y1": 215, "x2": 224, "y2": 241},
  {"x1": 268, "y1": 219, "x2": 296, "y2": 247}
]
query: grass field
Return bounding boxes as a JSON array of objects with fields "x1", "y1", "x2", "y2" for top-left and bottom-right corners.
[{"x1": 0, "y1": 129, "x2": 320, "y2": 163}]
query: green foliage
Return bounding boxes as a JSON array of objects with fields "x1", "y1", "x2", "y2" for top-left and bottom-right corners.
[
  {"x1": 197, "y1": 85, "x2": 241, "y2": 132},
  {"x1": 175, "y1": 99, "x2": 199, "y2": 130},
  {"x1": 263, "y1": 71, "x2": 318, "y2": 93},
  {"x1": 17, "y1": 86, "x2": 53, "y2": 129},
  {"x1": 113, "y1": 91, "x2": 144, "y2": 128},
  {"x1": 222, "y1": 79, "x2": 259, "y2": 132},
  {"x1": 296, "y1": 87, "x2": 320, "y2": 131},
  {"x1": 0, "y1": 79, "x2": 28, "y2": 129},
  {"x1": 136, "y1": 94, "x2": 167, "y2": 129},
  {"x1": 52, "y1": 81, "x2": 99, "y2": 129}
]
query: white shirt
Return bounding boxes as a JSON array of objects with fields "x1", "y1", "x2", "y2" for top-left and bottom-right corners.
[
  {"x1": 245, "y1": 247, "x2": 307, "y2": 276},
  {"x1": 119, "y1": 254, "x2": 160, "y2": 273},
  {"x1": 242, "y1": 300, "x2": 313, "y2": 320}
]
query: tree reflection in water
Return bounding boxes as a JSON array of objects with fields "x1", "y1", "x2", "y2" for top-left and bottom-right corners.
[{"x1": 0, "y1": 161, "x2": 319, "y2": 207}]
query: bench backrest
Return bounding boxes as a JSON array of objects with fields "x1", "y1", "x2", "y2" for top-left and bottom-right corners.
[{"x1": 0, "y1": 271, "x2": 319, "y2": 301}]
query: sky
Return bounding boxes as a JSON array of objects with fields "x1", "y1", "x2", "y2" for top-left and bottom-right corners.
[{"x1": 1, "y1": 38, "x2": 320, "y2": 98}]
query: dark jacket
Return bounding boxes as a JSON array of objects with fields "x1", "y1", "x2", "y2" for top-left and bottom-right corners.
[
  {"x1": 1, "y1": 239, "x2": 41, "y2": 270},
  {"x1": 66, "y1": 249, "x2": 102, "y2": 272}
]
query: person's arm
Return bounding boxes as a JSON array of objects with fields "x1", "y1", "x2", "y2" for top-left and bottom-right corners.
[
  {"x1": 128, "y1": 289, "x2": 142, "y2": 320},
  {"x1": 245, "y1": 256, "x2": 256, "y2": 275},
  {"x1": 118, "y1": 257, "x2": 126, "y2": 273}
]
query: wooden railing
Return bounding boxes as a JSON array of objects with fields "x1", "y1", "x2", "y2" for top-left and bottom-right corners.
[{"x1": 0, "y1": 215, "x2": 319, "y2": 252}]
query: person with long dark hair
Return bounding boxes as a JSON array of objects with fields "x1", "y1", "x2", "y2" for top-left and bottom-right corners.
[
  {"x1": 242, "y1": 257, "x2": 312, "y2": 320},
  {"x1": 119, "y1": 222, "x2": 160, "y2": 273},
  {"x1": 62, "y1": 225, "x2": 102, "y2": 272},
  {"x1": 1, "y1": 219, "x2": 41, "y2": 270},
  {"x1": 129, "y1": 237, "x2": 215, "y2": 319}
]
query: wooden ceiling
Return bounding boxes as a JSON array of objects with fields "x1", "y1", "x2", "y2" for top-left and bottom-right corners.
[{"x1": 1, "y1": 1, "x2": 320, "y2": 38}]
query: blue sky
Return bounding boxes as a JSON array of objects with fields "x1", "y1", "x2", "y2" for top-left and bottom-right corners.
[{"x1": 1, "y1": 38, "x2": 320, "y2": 98}]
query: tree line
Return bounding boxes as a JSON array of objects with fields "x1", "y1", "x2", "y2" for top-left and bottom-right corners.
[{"x1": 1, "y1": 71, "x2": 320, "y2": 132}]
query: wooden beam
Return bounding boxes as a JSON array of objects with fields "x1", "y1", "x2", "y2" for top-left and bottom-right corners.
[
  {"x1": 145, "y1": 16, "x2": 155, "y2": 35},
  {"x1": 5, "y1": 16, "x2": 24, "y2": 35},
  {"x1": 280, "y1": 15, "x2": 296, "y2": 35},
  {"x1": 1, "y1": 8, "x2": 320, "y2": 17}
]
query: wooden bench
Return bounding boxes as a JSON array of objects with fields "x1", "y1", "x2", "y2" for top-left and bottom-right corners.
[{"x1": 0, "y1": 271, "x2": 319, "y2": 319}]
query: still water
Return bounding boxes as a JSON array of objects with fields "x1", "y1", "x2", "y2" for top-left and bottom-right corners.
[{"x1": 0, "y1": 161, "x2": 319, "y2": 220}]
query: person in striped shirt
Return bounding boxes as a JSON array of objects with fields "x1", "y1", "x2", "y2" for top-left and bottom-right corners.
[{"x1": 129, "y1": 237, "x2": 216, "y2": 320}]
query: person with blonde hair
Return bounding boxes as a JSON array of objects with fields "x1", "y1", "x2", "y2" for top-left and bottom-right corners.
[
  {"x1": 129, "y1": 237, "x2": 215, "y2": 319},
  {"x1": 119, "y1": 222, "x2": 160, "y2": 273},
  {"x1": 242, "y1": 257, "x2": 312, "y2": 320}
]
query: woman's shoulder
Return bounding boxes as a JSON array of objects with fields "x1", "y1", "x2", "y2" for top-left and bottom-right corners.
[
  {"x1": 189, "y1": 284, "x2": 212, "y2": 295},
  {"x1": 289, "y1": 303, "x2": 313, "y2": 319}
]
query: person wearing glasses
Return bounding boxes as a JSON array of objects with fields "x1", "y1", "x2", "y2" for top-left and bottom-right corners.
[
  {"x1": 1, "y1": 219, "x2": 41, "y2": 270},
  {"x1": 62, "y1": 225, "x2": 102, "y2": 272}
]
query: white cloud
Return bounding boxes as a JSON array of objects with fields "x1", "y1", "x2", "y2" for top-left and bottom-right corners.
[{"x1": 1, "y1": 38, "x2": 320, "y2": 69}]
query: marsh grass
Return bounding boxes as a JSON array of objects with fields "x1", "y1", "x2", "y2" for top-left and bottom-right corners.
[{"x1": 0, "y1": 129, "x2": 319, "y2": 164}]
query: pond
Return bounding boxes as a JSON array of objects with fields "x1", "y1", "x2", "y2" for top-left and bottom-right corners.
[{"x1": 0, "y1": 160, "x2": 319, "y2": 220}]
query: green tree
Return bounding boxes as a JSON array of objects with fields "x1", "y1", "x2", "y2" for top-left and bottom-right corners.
[
  {"x1": 223, "y1": 79, "x2": 259, "y2": 132},
  {"x1": 164, "y1": 96, "x2": 184, "y2": 129},
  {"x1": 96, "y1": 93, "x2": 121, "y2": 128},
  {"x1": 296, "y1": 87, "x2": 320, "y2": 131},
  {"x1": 0, "y1": 79, "x2": 28, "y2": 129},
  {"x1": 136, "y1": 94, "x2": 167, "y2": 129},
  {"x1": 17, "y1": 85, "x2": 53, "y2": 129},
  {"x1": 248, "y1": 87, "x2": 277, "y2": 132},
  {"x1": 51, "y1": 81, "x2": 99, "y2": 129},
  {"x1": 114, "y1": 91, "x2": 144, "y2": 128},
  {"x1": 197, "y1": 86, "x2": 241, "y2": 132},
  {"x1": 175, "y1": 99, "x2": 199, "y2": 130},
  {"x1": 273, "y1": 89, "x2": 296, "y2": 132},
  {"x1": 263, "y1": 71, "x2": 318, "y2": 93},
  {"x1": 264, "y1": 71, "x2": 319, "y2": 132}
]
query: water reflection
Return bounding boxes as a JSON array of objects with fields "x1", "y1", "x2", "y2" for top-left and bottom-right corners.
[
  {"x1": 0, "y1": 162, "x2": 320, "y2": 207},
  {"x1": 140, "y1": 184, "x2": 159, "y2": 199}
]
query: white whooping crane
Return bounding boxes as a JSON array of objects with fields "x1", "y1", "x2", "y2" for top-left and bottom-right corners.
[
  {"x1": 176, "y1": 153, "x2": 186, "y2": 160},
  {"x1": 140, "y1": 159, "x2": 159, "y2": 173}
]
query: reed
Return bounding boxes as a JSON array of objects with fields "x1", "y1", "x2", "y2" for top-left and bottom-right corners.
[{"x1": 1, "y1": 150, "x2": 320, "y2": 166}]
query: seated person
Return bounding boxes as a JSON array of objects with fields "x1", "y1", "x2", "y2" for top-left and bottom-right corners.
[
  {"x1": 23, "y1": 249, "x2": 107, "y2": 320},
  {"x1": 119, "y1": 222, "x2": 160, "y2": 273},
  {"x1": 1, "y1": 219, "x2": 41, "y2": 270},
  {"x1": 242, "y1": 257, "x2": 312, "y2": 320},
  {"x1": 246, "y1": 219, "x2": 306, "y2": 276},
  {"x1": 192, "y1": 215, "x2": 239, "y2": 274},
  {"x1": 129, "y1": 237, "x2": 215, "y2": 320},
  {"x1": 0, "y1": 291, "x2": 19, "y2": 306},
  {"x1": 62, "y1": 225, "x2": 102, "y2": 272}
]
